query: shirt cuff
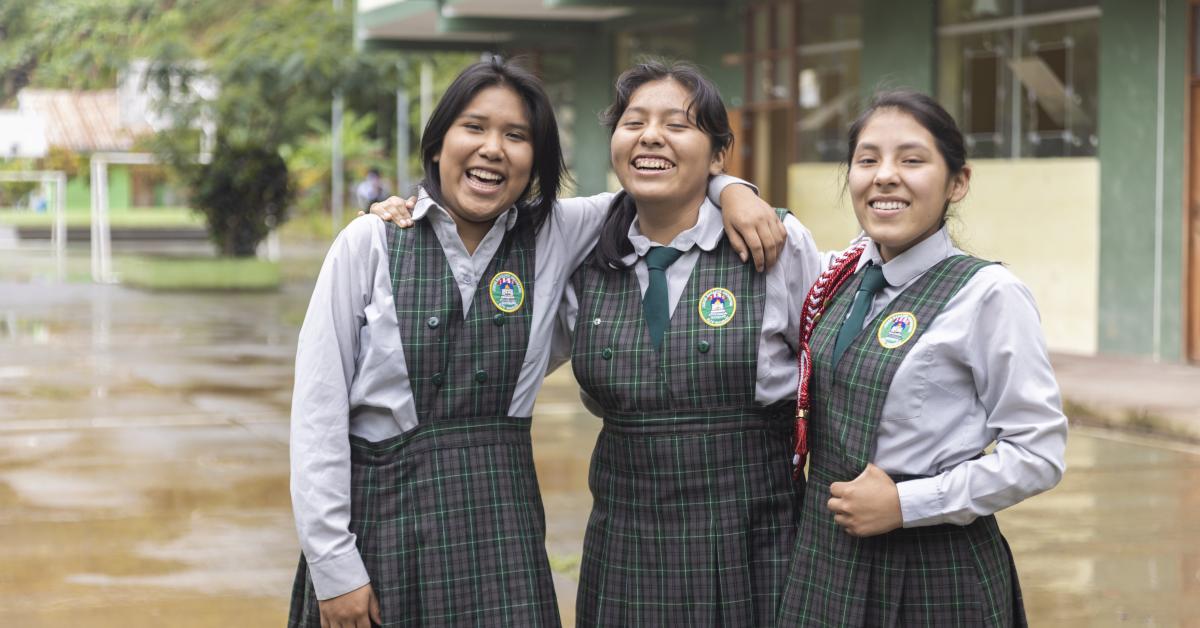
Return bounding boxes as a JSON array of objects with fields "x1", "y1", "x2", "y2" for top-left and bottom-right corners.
[
  {"x1": 708, "y1": 174, "x2": 758, "y2": 204},
  {"x1": 308, "y1": 548, "x2": 371, "y2": 601},
  {"x1": 896, "y1": 476, "x2": 945, "y2": 528}
]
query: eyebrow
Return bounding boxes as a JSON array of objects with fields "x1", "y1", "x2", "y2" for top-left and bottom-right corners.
[
  {"x1": 857, "y1": 142, "x2": 932, "y2": 152},
  {"x1": 461, "y1": 112, "x2": 531, "y2": 132},
  {"x1": 623, "y1": 106, "x2": 690, "y2": 118}
]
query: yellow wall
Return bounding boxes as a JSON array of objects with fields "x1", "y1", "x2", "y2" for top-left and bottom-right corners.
[{"x1": 787, "y1": 158, "x2": 1100, "y2": 355}]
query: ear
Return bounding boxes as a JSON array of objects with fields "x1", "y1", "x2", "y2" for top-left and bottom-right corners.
[
  {"x1": 708, "y1": 148, "x2": 727, "y2": 176},
  {"x1": 948, "y1": 164, "x2": 971, "y2": 204}
]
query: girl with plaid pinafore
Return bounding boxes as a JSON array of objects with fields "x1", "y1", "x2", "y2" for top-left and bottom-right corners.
[
  {"x1": 289, "y1": 59, "x2": 778, "y2": 628},
  {"x1": 558, "y1": 61, "x2": 822, "y2": 627},
  {"x1": 776, "y1": 91, "x2": 1067, "y2": 627}
]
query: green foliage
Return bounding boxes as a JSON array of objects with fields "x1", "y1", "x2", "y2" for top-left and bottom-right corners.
[
  {"x1": 0, "y1": 0, "x2": 486, "y2": 250},
  {"x1": 190, "y1": 141, "x2": 292, "y2": 257},
  {"x1": 282, "y1": 110, "x2": 388, "y2": 215}
]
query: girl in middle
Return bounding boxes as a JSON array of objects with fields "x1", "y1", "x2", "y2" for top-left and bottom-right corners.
[{"x1": 555, "y1": 60, "x2": 822, "y2": 626}]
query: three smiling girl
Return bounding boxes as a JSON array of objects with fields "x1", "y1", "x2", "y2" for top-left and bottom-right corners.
[{"x1": 291, "y1": 56, "x2": 1066, "y2": 627}]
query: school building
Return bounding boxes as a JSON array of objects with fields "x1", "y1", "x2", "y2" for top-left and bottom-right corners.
[{"x1": 356, "y1": 0, "x2": 1200, "y2": 364}]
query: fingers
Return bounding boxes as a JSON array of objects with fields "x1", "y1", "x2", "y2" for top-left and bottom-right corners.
[
  {"x1": 829, "y1": 481, "x2": 847, "y2": 498},
  {"x1": 759, "y1": 223, "x2": 780, "y2": 270},
  {"x1": 369, "y1": 588, "x2": 382, "y2": 625},
  {"x1": 742, "y1": 227, "x2": 767, "y2": 272},
  {"x1": 405, "y1": 195, "x2": 417, "y2": 208},
  {"x1": 726, "y1": 228, "x2": 749, "y2": 264}
]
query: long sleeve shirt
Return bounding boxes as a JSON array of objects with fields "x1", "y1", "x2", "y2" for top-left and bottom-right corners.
[
  {"x1": 553, "y1": 199, "x2": 823, "y2": 405},
  {"x1": 290, "y1": 178, "x2": 749, "y2": 600},
  {"x1": 843, "y1": 227, "x2": 1068, "y2": 527}
]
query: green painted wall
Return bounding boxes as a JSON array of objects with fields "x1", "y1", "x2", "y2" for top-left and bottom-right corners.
[
  {"x1": 65, "y1": 163, "x2": 133, "y2": 211},
  {"x1": 66, "y1": 176, "x2": 88, "y2": 209},
  {"x1": 1098, "y1": 0, "x2": 1187, "y2": 360},
  {"x1": 859, "y1": 0, "x2": 936, "y2": 98},
  {"x1": 108, "y1": 165, "x2": 131, "y2": 210},
  {"x1": 572, "y1": 33, "x2": 614, "y2": 195},
  {"x1": 694, "y1": 5, "x2": 746, "y2": 107}
]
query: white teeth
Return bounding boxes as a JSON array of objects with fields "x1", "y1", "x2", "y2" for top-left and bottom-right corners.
[
  {"x1": 468, "y1": 169, "x2": 503, "y2": 182},
  {"x1": 633, "y1": 157, "x2": 674, "y2": 170},
  {"x1": 871, "y1": 201, "x2": 908, "y2": 210}
]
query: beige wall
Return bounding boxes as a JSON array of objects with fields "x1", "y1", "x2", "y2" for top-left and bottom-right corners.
[{"x1": 787, "y1": 158, "x2": 1100, "y2": 355}]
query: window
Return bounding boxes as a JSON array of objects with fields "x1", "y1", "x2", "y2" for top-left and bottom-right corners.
[
  {"x1": 743, "y1": 0, "x2": 861, "y2": 163},
  {"x1": 938, "y1": 0, "x2": 1100, "y2": 158}
]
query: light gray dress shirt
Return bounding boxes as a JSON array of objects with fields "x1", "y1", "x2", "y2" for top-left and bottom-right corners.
[
  {"x1": 553, "y1": 199, "x2": 823, "y2": 405},
  {"x1": 844, "y1": 228, "x2": 1068, "y2": 528},
  {"x1": 290, "y1": 178, "x2": 749, "y2": 600}
]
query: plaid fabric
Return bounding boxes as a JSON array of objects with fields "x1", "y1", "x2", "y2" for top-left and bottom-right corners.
[
  {"x1": 778, "y1": 255, "x2": 1027, "y2": 627},
  {"x1": 388, "y1": 221, "x2": 534, "y2": 420},
  {"x1": 289, "y1": 221, "x2": 559, "y2": 627},
  {"x1": 571, "y1": 238, "x2": 802, "y2": 627},
  {"x1": 289, "y1": 417, "x2": 558, "y2": 627}
]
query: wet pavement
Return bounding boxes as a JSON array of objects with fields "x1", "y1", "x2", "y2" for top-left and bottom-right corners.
[{"x1": 1, "y1": 246, "x2": 1198, "y2": 626}]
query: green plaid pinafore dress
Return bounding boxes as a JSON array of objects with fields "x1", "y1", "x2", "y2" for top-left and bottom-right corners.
[
  {"x1": 571, "y1": 237, "x2": 802, "y2": 627},
  {"x1": 776, "y1": 255, "x2": 1026, "y2": 627},
  {"x1": 289, "y1": 220, "x2": 560, "y2": 627}
]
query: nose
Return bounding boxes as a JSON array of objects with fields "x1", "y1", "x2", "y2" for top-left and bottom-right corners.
[
  {"x1": 874, "y1": 158, "x2": 899, "y2": 186},
  {"x1": 639, "y1": 121, "x2": 664, "y2": 147},
  {"x1": 478, "y1": 131, "x2": 503, "y2": 161}
]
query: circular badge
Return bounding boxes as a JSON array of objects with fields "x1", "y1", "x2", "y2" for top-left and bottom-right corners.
[
  {"x1": 877, "y1": 311, "x2": 918, "y2": 349},
  {"x1": 489, "y1": 271, "x2": 525, "y2": 313},
  {"x1": 698, "y1": 287, "x2": 737, "y2": 328}
]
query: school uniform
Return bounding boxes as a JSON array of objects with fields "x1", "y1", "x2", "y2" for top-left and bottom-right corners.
[
  {"x1": 776, "y1": 227, "x2": 1068, "y2": 627},
  {"x1": 558, "y1": 199, "x2": 822, "y2": 627},
  {"x1": 288, "y1": 179, "x2": 749, "y2": 627}
]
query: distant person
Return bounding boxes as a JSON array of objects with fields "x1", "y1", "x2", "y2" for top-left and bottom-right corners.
[
  {"x1": 354, "y1": 167, "x2": 389, "y2": 211},
  {"x1": 776, "y1": 90, "x2": 1067, "y2": 626}
]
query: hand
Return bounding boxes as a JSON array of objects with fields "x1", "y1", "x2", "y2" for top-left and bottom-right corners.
[
  {"x1": 363, "y1": 195, "x2": 417, "y2": 228},
  {"x1": 318, "y1": 583, "x2": 381, "y2": 628},
  {"x1": 827, "y1": 463, "x2": 903, "y2": 537},
  {"x1": 720, "y1": 184, "x2": 787, "y2": 272}
]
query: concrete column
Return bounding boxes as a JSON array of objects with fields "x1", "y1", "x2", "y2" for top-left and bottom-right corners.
[
  {"x1": 859, "y1": 0, "x2": 936, "y2": 98},
  {"x1": 572, "y1": 33, "x2": 615, "y2": 195},
  {"x1": 1098, "y1": 0, "x2": 1188, "y2": 360}
]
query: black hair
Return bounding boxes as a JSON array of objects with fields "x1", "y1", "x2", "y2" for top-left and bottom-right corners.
[
  {"x1": 418, "y1": 56, "x2": 566, "y2": 241},
  {"x1": 593, "y1": 59, "x2": 734, "y2": 270},
  {"x1": 847, "y1": 90, "x2": 966, "y2": 175}
]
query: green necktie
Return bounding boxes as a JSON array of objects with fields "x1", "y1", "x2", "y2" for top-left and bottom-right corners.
[
  {"x1": 643, "y1": 245, "x2": 684, "y2": 350},
  {"x1": 832, "y1": 263, "x2": 887, "y2": 365}
]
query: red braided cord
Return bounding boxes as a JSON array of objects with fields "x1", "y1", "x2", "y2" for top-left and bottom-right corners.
[{"x1": 793, "y1": 242, "x2": 867, "y2": 477}]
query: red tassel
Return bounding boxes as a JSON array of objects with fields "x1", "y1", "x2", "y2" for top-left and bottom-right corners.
[{"x1": 792, "y1": 242, "x2": 867, "y2": 482}]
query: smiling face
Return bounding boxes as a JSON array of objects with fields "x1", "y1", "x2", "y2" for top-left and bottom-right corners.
[
  {"x1": 609, "y1": 79, "x2": 724, "y2": 215},
  {"x1": 435, "y1": 85, "x2": 534, "y2": 232},
  {"x1": 848, "y1": 108, "x2": 970, "y2": 262}
]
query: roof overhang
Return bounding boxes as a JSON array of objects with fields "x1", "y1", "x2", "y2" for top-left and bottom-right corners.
[{"x1": 357, "y1": 0, "x2": 725, "y2": 51}]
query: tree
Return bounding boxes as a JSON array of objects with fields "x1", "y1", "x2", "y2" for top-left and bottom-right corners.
[
  {"x1": 1, "y1": 0, "x2": 482, "y2": 255},
  {"x1": 191, "y1": 141, "x2": 291, "y2": 257}
]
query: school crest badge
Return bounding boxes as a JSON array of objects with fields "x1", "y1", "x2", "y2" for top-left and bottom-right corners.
[
  {"x1": 489, "y1": 271, "x2": 525, "y2": 313},
  {"x1": 877, "y1": 311, "x2": 917, "y2": 349},
  {"x1": 698, "y1": 287, "x2": 736, "y2": 327}
]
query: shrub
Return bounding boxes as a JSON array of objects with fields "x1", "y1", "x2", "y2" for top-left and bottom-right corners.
[{"x1": 190, "y1": 142, "x2": 292, "y2": 257}]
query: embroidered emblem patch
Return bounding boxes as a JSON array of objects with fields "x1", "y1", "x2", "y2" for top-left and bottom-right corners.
[
  {"x1": 698, "y1": 287, "x2": 737, "y2": 327},
  {"x1": 877, "y1": 311, "x2": 918, "y2": 349},
  {"x1": 489, "y1": 271, "x2": 525, "y2": 313}
]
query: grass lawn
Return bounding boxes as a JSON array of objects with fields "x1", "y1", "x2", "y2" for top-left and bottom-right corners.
[
  {"x1": 0, "y1": 206, "x2": 204, "y2": 229},
  {"x1": 119, "y1": 255, "x2": 281, "y2": 291}
]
